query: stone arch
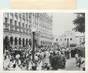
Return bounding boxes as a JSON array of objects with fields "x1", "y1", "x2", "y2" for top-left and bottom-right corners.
[
  {"x1": 19, "y1": 38, "x2": 21, "y2": 45},
  {"x1": 23, "y1": 38, "x2": 25, "y2": 47},
  {"x1": 29, "y1": 39, "x2": 31, "y2": 46},
  {"x1": 15, "y1": 37, "x2": 17, "y2": 45},
  {"x1": 10, "y1": 36, "x2": 13, "y2": 45},
  {"x1": 3, "y1": 36, "x2": 10, "y2": 50},
  {"x1": 26, "y1": 38, "x2": 28, "y2": 46}
]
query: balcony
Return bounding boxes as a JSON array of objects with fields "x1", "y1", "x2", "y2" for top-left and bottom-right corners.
[
  {"x1": 4, "y1": 28, "x2": 9, "y2": 32},
  {"x1": 3, "y1": 23, "x2": 10, "y2": 32},
  {"x1": 4, "y1": 23, "x2": 9, "y2": 27}
]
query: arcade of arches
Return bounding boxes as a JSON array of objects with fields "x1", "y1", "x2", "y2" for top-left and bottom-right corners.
[
  {"x1": 3, "y1": 36, "x2": 52, "y2": 51},
  {"x1": 3, "y1": 36, "x2": 32, "y2": 50}
]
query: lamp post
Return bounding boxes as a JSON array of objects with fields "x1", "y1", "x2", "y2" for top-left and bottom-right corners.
[
  {"x1": 67, "y1": 38, "x2": 69, "y2": 48},
  {"x1": 31, "y1": 28, "x2": 36, "y2": 63}
]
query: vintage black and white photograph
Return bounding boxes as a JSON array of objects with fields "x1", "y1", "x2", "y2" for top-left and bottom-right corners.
[{"x1": 3, "y1": 12, "x2": 85, "y2": 71}]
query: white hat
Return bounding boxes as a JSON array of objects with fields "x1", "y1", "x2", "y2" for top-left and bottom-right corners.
[{"x1": 16, "y1": 54, "x2": 20, "y2": 59}]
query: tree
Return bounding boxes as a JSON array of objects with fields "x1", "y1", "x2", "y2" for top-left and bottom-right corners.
[{"x1": 73, "y1": 13, "x2": 85, "y2": 33}]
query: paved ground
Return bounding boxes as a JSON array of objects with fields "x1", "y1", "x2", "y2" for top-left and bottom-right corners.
[
  {"x1": 33, "y1": 58, "x2": 84, "y2": 71},
  {"x1": 65, "y1": 58, "x2": 81, "y2": 70}
]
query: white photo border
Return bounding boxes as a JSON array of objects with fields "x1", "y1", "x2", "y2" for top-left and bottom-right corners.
[{"x1": 0, "y1": 10, "x2": 87, "y2": 73}]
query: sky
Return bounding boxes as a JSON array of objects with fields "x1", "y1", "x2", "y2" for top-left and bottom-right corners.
[
  {"x1": 0, "y1": 0, "x2": 10, "y2": 9},
  {"x1": 52, "y1": 13, "x2": 76, "y2": 36},
  {"x1": 77, "y1": 0, "x2": 88, "y2": 9}
]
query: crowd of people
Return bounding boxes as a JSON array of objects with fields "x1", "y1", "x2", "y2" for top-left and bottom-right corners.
[{"x1": 3, "y1": 45, "x2": 85, "y2": 71}]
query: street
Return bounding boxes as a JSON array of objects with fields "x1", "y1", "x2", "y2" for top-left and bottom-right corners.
[
  {"x1": 37, "y1": 58, "x2": 81, "y2": 71},
  {"x1": 65, "y1": 58, "x2": 81, "y2": 70}
]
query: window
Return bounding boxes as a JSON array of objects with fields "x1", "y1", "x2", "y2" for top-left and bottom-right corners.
[
  {"x1": 29, "y1": 14, "x2": 31, "y2": 18},
  {"x1": 10, "y1": 19, "x2": 13, "y2": 24},
  {"x1": 23, "y1": 38, "x2": 25, "y2": 47},
  {"x1": 15, "y1": 21, "x2": 17, "y2": 26},
  {"x1": 15, "y1": 37, "x2": 17, "y2": 45},
  {"x1": 4, "y1": 17, "x2": 9, "y2": 27},
  {"x1": 22, "y1": 23, "x2": 24, "y2": 27},
  {"x1": 83, "y1": 38, "x2": 85, "y2": 42},
  {"x1": 19, "y1": 22, "x2": 21, "y2": 27},
  {"x1": 19, "y1": 13, "x2": 21, "y2": 19},
  {"x1": 19, "y1": 38, "x2": 21, "y2": 45},
  {"x1": 5, "y1": 17, "x2": 8, "y2": 23},
  {"x1": 26, "y1": 39, "x2": 28, "y2": 45},
  {"x1": 10, "y1": 19, "x2": 13, "y2": 30},
  {"x1": 10, "y1": 13, "x2": 13, "y2": 17},
  {"x1": 6, "y1": 13, "x2": 9, "y2": 18},
  {"x1": 15, "y1": 21, "x2": 17, "y2": 31},
  {"x1": 60, "y1": 39, "x2": 62, "y2": 41},
  {"x1": 22, "y1": 14, "x2": 25, "y2": 20},
  {"x1": 19, "y1": 22, "x2": 21, "y2": 32},
  {"x1": 56, "y1": 38, "x2": 58, "y2": 41},
  {"x1": 15, "y1": 13, "x2": 18, "y2": 19},
  {"x1": 26, "y1": 24, "x2": 27, "y2": 28},
  {"x1": 65, "y1": 38, "x2": 66, "y2": 41},
  {"x1": 70, "y1": 38, "x2": 72, "y2": 41},
  {"x1": 10, "y1": 37, "x2": 13, "y2": 45},
  {"x1": 67, "y1": 38, "x2": 69, "y2": 41},
  {"x1": 29, "y1": 25, "x2": 31, "y2": 32}
]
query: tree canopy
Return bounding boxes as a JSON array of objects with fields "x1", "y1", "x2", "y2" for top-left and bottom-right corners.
[{"x1": 73, "y1": 13, "x2": 85, "y2": 33}]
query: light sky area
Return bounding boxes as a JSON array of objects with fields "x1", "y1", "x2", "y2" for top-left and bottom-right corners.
[
  {"x1": 0, "y1": 0, "x2": 10, "y2": 9},
  {"x1": 77, "y1": 0, "x2": 88, "y2": 9},
  {"x1": 52, "y1": 13, "x2": 76, "y2": 36}
]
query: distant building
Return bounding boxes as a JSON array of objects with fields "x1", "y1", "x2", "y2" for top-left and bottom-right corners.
[
  {"x1": 75, "y1": 32, "x2": 85, "y2": 47},
  {"x1": 58, "y1": 31, "x2": 85, "y2": 48}
]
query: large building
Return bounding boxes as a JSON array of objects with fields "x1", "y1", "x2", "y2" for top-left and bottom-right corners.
[
  {"x1": 31, "y1": 13, "x2": 53, "y2": 47},
  {"x1": 3, "y1": 13, "x2": 53, "y2": 50}
]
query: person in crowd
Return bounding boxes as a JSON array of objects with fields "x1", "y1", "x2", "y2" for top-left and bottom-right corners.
[
  {"x1": 3, "y1": 55, "x2": 10, "y2": 70},
  {"x1": 80, "y1": 60, "x2": 85, "y2": 71},
  {"x1": 49, "y1": 50, "x2": 66, "y2": 70},
  {"x1": 31, "y1": 63, "x2": 37, "y2": 70},
  {"x1": 76, "y1": 54, "x2": 82, "y2": 68},
  {"x1": 75, "y1": 53, "x2": 79, "y2": 64},
  {"x1": 42, "y1": 63, "x2": 50, "y2": 70}
]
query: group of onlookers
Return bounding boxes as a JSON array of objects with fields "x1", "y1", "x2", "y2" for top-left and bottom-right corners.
[
  {"x1": 3, "y1": 46, "x2": 85, "y2": 71},
  {"x1": 3, "y1": 47, "x2": 66, "y2": 71}
]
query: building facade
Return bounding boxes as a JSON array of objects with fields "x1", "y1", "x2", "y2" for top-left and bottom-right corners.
[
  {"x1": 3, "y1": 12, "x2": 53, "y2": 50},
  {"x1": 31, "y1": 13, "x2": 53, "y2": 47},
  {"x1": 58, "y1": 31, "x2": 85, "y2": 48},
  {"x1": 75, "y1": 32, "x2": 85, "y2": 47},
  {"x1": 3, "y1": 13, "x2": 32, "y2": 49}
]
